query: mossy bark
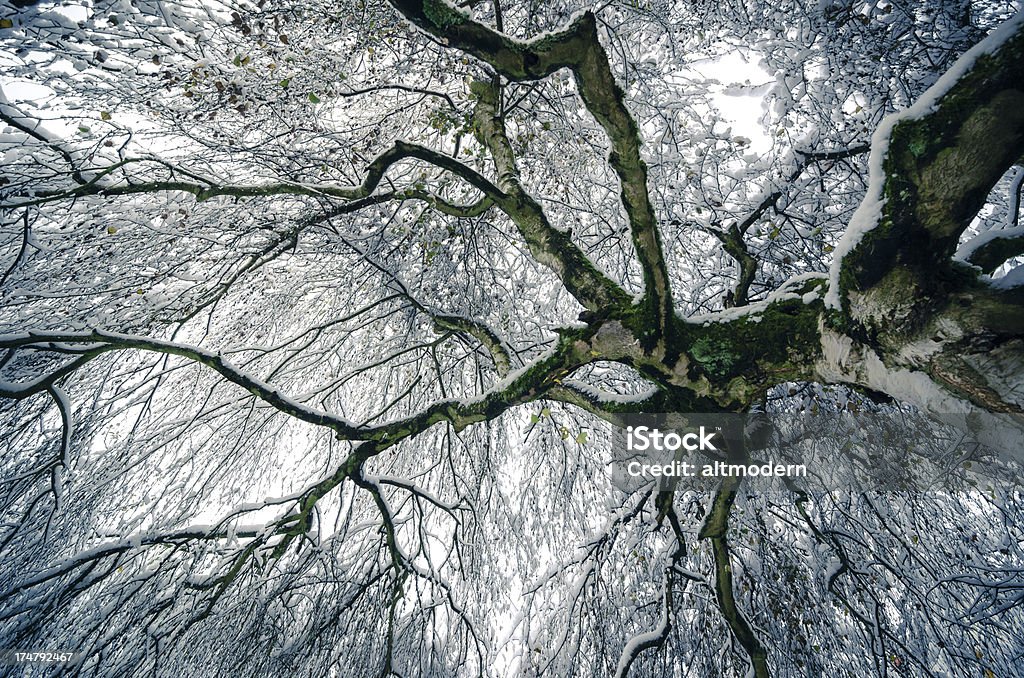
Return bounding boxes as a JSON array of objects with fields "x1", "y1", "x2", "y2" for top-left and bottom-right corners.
[
  {"x1": 836, "y1": 27, "x2": 1024, "y2": 337},
  {"x1": 826, "y1": 23, "x2": 1024, "y2": 423}
]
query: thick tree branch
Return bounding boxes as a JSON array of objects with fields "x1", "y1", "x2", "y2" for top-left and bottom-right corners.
[
  {"x1": 962, "y1": 228, "x2": 1024, "y2": 274},
  {"x1": 470, "y1": 78, "x2": 632, "y2": 312},
  {"x1": 388, "y1": 3, "x2": 674, "y2": 334},
  {"x1": 817, "y1": 19, "x2": 1024, "y2": 431},
  {"x1": 699, "y1": 482, "x2": 770, "y2": 678},
  {"x1": 831, "y1": 18, "x2": 1024, "y2": 324}
]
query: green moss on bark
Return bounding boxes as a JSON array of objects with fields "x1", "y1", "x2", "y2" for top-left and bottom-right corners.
[
  {"x1": 691, "y1": 336, "x2": 738, "y2": 377},
  {"x1": 833, "y1": 27, "x2": 1024, "y2": 339},
  {"x1": 682, "y1": 297, "x2": 822, "y2": 388},
  {"x1": 422, "y1": 0, "x2": 465, "y2": 29}
]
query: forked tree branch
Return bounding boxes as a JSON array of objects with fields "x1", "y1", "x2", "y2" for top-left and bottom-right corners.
[
  {"x1": 388, "y1": 2, "x2": 674, "y2": 334},
  {"x1": 831, "y1": 18, "x2": 1024, "y2": 323}
]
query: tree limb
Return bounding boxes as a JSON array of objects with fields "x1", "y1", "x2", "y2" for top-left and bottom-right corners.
[
  {"x1": 388, "y1": 2, "x2": 673, "y2": 334},
  {"x1": 470, "y1": 77, "x2": 632, "y2": 312},
  {"x1": 832, "y1": 19, "x2": 1024, "y2": 324},
  {"x1": 1, "y1": 141, "x2": 505, "y2": 209}
]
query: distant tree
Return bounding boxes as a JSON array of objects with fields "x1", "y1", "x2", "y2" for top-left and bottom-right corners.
[{"x1": 1, "y1": 1, "x2": 1023, "y2": 676}]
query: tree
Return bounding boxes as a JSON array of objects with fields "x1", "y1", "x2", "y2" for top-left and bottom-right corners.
[{"x1": 1, "y1": 0, "x2": 1023, "y2": 675}]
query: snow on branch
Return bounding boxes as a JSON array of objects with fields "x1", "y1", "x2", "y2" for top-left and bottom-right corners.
[
  {"x1": 828, "y1": 11, "x2": 1024, "y2": 311},
  {"x1": 388, "y1": 2, "x2": 673, "y2": 329}
]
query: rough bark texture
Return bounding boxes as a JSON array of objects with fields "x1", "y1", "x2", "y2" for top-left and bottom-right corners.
[{"x1": 825, "y1": 22, "x2": 1024, "y2": 449}]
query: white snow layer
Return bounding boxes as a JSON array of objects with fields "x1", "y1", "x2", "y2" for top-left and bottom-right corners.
[{"x1": 825, "y1": 10, "x2": 1024, "y2": 309}]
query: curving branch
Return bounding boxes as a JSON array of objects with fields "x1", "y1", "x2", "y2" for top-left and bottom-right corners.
[
  {"x1": 0, "y1": 327, "x2": 587, "y2": 446},
  {"x1": 2, "y1": 108, "x2": 624, "y2": 315},
  {"x1": 710, "y1": 223, "x2": 759, "y2": 308},
  {"x1": 0, "y1": 140, "x2": 505, "y2": 209},
  {"x1": 470, "y1": 77, "x2": 632, "y2": 312},
  {"x1": 323, "y1": 225, "x2": 514, "y2": 379},
  {"x1": 699, "y1": 482, "x2": 769, "y2": 678},
  {"x1": 433, "y1": 313, "x2": 512, "y2": 376},
  {"x1": 388, "y1": 2, "x2": 674, "y2": 334}
]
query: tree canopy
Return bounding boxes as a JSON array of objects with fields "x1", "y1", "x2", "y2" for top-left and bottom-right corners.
[{"x1": 1, "y1": 1, "x2": 1023, "y2": 676}]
